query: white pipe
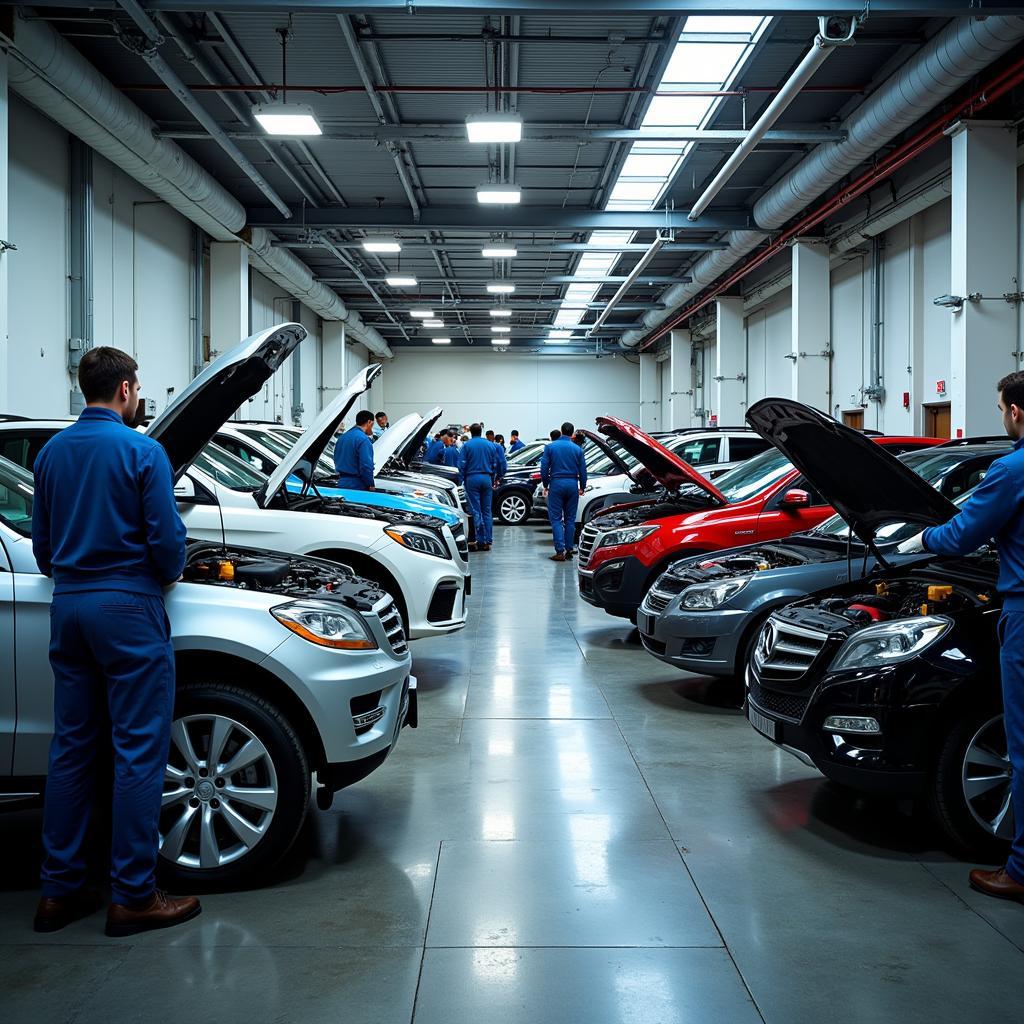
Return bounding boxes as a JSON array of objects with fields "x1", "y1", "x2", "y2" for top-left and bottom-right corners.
[
  {"x1": 688, "y1": 34, "x2": 838, "y2": 222},
  {"x1": 589, "y1": 235, "x2": 666, "y2": 335}
]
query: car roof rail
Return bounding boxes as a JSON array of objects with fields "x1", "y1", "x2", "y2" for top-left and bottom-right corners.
[
  {"x1": 932, "y1": 435, "x2": 1013, "y2": 447},
  {"x1": 657, "y1": 425, "x2": 754, "y2": 435},
  {"x1": 0, "y1": 413, "x2": 30, "y2": 421}
]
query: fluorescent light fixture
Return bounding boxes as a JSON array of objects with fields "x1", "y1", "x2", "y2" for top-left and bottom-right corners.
[
  {"x1": 543, "y1": 338, "x2": 570, "y2": 344},
  {"x1": 547, "y1": 329, "x2": 575, "y2": 339},
  {"x1": 491, "y1": 338, "x2": 510, "y2": 346},
  {"x1": 431, "y1": 337, "x2": 452, "y2": 345},
  {"x1": 476, "y1": 185, "x2": 522, "y2": 205},
  {"x1": 385, "y1": 276, "x2": 417, "y2": 287},
  {"x1": 481, "y1": 246, "x2": 518, "y2": 259},
  {"x1": 487, "y1": 282, "x2": 516, "y2": 294},
  {"x1": 409, "y1": 308, "x2": 434, "y2": 318},
  {"x1": 466, "y1": 113, "x2": 523, "y2": 144},
  {"x1": 362, "y1": 236, "x2": 401, "y2": 254},
  {"x1": 492, "y1": 325, "x2": 511, "y2": 333},
  {"x1": 424, "y1": 319, "x2": 444, "y2": 328},
  {"x1": 489, "y1": 308, "x2": 512, "y2": 318},
  {"x1": 253, "y1": 102, "x2": 322, "y2": 136}
]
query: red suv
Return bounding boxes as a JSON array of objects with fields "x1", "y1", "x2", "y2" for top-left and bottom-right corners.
[{"x1": 577, "y1": 416, "x2": 939, "y2": 620}]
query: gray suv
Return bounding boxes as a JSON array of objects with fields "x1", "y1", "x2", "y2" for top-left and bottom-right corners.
[{"x1": 0, "y1": 454, "x2": 415, "y2": 888}]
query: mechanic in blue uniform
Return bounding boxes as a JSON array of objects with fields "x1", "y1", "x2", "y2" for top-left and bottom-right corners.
[
  {"x1": 486, "y1": 429, "x2": 508, "y2": 481},
  {"x1": 460, "y1": 423, "x2": 500, "y2": 551},
  {"x1": 540, "y1": 421, "x2": 588, "y2": 562},
  {"x1": 442, "y1": 432, "x2": 462, "y2": 481},
  {"x1": 31, "y1": 347, "x2": 201, "y2": 937},
  {"x1": 509, "y1": 430, "x2": 525, "y2": 455},
  {"x1": 334, "y1": 409, "x2": 376, "y2": 491},
  {"x1": 425, "y1": 432, "x2": 446, "y2": 465},
  {"x1": 899, "y1": 369, "x2": 1024, "y2": 904}
]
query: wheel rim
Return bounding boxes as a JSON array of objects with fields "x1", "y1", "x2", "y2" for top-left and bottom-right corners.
[
  {"x1": 961, "y1": 713, "x2": 1014, "y2": 840},
  {"x1": 501, "y1": 494, "x2": 527, "y2": 523},
  {"x1": 160, "y1": 713, "x2": 279, "y2": 870}
]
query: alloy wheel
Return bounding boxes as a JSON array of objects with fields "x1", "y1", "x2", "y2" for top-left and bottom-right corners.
[
  {"x1": 500, "y1": 494, "x2": 528, "y2": 524},
  {"x1": 160, "y1": 714, "x2": 279, "y2": 870},
  {"x1": 961, "y1": 713, "x2": 1014, "y2": 840}
]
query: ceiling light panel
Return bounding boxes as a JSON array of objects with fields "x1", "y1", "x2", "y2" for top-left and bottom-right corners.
[
  {"x1": 476, "y1": 185, "x2": 522, "y2": 205},
  {"x1": 409, "y1": 309, "x2": 433, "y2": 318},
  {"x1": 385, "y1": 276, "x2": 417, "y2": 287},
  {"x1": 482, "y1": 247, "x2": 518, "y2": 259},
  {"x1": 424, "y1": 319, "x2": 445, "y2": 328},
  {"x1": 487, "y1": 283, "x2": 515, "y2": 294},
  {"x1": 492, "y1": 325, "x2": 511, "y2": 333},
  {"x1": 362, "y1": 237, "x2": 401, "y2": 253},
  {"x1": 489, "y1": 308, "x2": 512, "y2": 318},
  {"x1": 431, "y1": 337, "x2": 452, "y2": 345},
  {"x1": 253, "y1": 102, "x2": 322, "y2": 136},
  {"x1": 466, "y1": 113, "x2": 523, "y2": 143}
]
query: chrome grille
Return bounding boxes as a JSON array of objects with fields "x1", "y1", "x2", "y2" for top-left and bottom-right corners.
[
  {"x1": 747, "y1": 679, "x2": 810, "y2": 722},
  {"x1": 753, "y1": 617, "x2": 827, "y2": 680},
  {"x1": 642, "y1": 574, "x2": 688, "y2": 614},
  {"x1": 378, "y1": 599, "x2": 408, "y2": 656},
  {"x1": 578, "y1": 523, "x2": 600, "y2": 566},
  {"x1": 452, "y1": 524, "x2": 469, "y2": 560}
]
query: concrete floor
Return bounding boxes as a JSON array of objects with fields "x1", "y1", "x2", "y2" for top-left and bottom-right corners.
[{"x1": 1, "y1": 523, "x2": 1022, "y2": 1023}]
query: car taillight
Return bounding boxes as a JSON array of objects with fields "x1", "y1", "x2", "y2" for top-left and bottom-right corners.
[{"x1": 530, "y1": 472, "x2": 541, "y2": 481}]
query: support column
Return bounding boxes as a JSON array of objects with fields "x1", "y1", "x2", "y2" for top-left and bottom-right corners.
[
  {"x1": 950, "y1": 121, "x2": 1018, "y2": 437},
  {"x1": 715, "y1": 297, "x2": 746, "y2": 425},
  {"x1": 639, "y1": 352, "x2": 660, "y2": 432},
  {"x1": 0, "y1": 51, "x2": 8, "y2": 411},
  {"x1": 791, "y1": 239, "x2": 831, "y2": 411},
  {"x1": 321, "y1": 320, "x2": 347, "y2": 409},
  {"x1": 209, "y1": 241, "x2": 249, "y2": 358},
  {"x1": 668, "y1": 328, "x2": 693, "y2": 428}
]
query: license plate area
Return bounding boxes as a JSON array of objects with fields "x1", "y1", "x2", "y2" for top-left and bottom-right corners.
[
  {"x1": 747, "y1": 702, "x2": 779, "y2": 742},
  {"x1": 637, "y1": 611, "x2": 654, "y2": 635}
]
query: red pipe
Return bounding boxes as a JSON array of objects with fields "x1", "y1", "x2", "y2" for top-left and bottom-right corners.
[{"x1": 638, "y1": 52, "x2": 1024, "y2": 351}]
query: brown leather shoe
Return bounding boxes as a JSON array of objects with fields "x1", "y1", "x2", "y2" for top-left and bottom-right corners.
[
  {"x1": 33, "y1": 888, "x2": 104, "y2": 933},
  {"x1": 550, "y1": 552, "x2": 566, "y2": 562},
  {"x1": 969, "y1": 867, "x2": 1024, "y2": 903},
  {"x1": 105, "y1": 890, "x2": 202, "y2": 937}
]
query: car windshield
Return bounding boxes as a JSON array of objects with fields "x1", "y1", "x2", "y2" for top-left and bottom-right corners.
[
  {"x1": 507, "y1": 442, "x2": 545, "y2": 466},
  {"x1": 239, "y1": 427, "x2": 295, "y2": 460},
  {"x1": 196, "y1": 444, "x2": 267, "y2": 491},
  {"x1": 715, "y1": 448, "x2": 793, "y2": 503},
  {"x1": 0, "y1": 455, "x2": 34, "y2": 537},
  {"x1": 811, "y1": 489, "x2": 971, "y2": 543}
]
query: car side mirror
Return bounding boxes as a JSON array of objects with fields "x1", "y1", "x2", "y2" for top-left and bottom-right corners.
[
  {"x1": 779, "y1": 488, "x2": 811, "y2": 510},
  {"x1": 173, "y1": 475, "x2": 198, "y2": 503}
]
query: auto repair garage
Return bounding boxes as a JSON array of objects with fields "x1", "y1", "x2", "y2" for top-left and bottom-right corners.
[{"x1": 1, "y1": 2, "x2": 1023, "y2": 1022}]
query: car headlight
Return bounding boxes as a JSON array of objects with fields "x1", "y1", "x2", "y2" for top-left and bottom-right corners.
[
  {"x1": 829, "y1": 615, "x2": 950, "y2": 672},
  {"x1": 271, "y1": 600, "x2": 377, "y2": 650},
  {"x1": 598, "y1": 525, "x2": 659, "y2": 548},
  {"x1": 680, "y1": 576, "x2": 751, "y2": 610},
  {"x1": 384, "y1": 524, "x2": 450, "y2": 558}
]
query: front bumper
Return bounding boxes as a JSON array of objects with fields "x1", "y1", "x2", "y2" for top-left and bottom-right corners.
[
  {"x1": 577, "y1": 554, "x2": 651, "y2": 618},
  {"x1": 636, "y1": 604, "x2": 749, "y2": 676}
]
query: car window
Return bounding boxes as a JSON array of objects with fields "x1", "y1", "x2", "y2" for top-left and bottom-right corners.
[
  {"x1": 239, "y1": 428, "x2": 296, "y2": 459},
  {"x1": 0, "y1": 431, "x2": 54, "y2": 473},
  {"x1": 715, "y1": 448, "x2": 793, "y2": 504},
  {"x1": 673, "y1": 436, "x2": 721, "y2": 467},
  {"x1": 196, "y1": 444, "x2": 267, "y2": 490},
  {"x1": 727, "y1": 436, "x2": 770, "y2": 461},
  {"x1": 0, "y1": 456, "x2": 35, "y2": 536}
]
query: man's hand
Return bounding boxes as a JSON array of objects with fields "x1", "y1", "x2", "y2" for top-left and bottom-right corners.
[
  {"x1": 579, "y1": 488, "x2": 585, "y2": 496},
  {"x1": 543, "y1": 488, "x2": 549, "y2": 498},
  {"x1": 896, "y1": 531, "x2": 926, "y2": 555}
]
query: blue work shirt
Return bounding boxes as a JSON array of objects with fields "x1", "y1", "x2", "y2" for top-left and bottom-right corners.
[
  {"x1": 31, "y1": 407, "x2": 186, "y2": 597},
  {"x1": 425, "y1": 438, "x2": 446, "y2": 465},
  {"x1": 459, "y1": 437, "x2": 499, "y2": 480},
  {"x1": 541, "y1": 435, "x2": 588, "y2": 489},
  {"x1": 442, "y1": 444, "x2": 462, "y2": 483},
  {"x1": 492, "y1": 442, "x2": 507, "y2": 481},
  {"x1": 333, "y1": 425, "x2": 375, "y2": 490},
  {"x1": 509, "y1": 438, "x2": 525, "y2": 454},
  {"x1": 923, "y1": 437, "x2": 1024, "y2": 610}
]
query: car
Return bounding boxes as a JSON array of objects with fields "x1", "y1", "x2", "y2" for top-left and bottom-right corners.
[
  {"x1": 740, "y1": 398, "x2": 1011, "y2": 858},
  {"x1": 0, "y1": 453, "x2": 415, "y2": 887},
  {"x1": 638, "y1": 439, "x2": 1012, "y2": 681},
  {"x1": 577, "y1": 415, "x2": 938, "y2": 622},
  {"x1": 652, "y1": 426, "x2": 772, "y2": 480},
  {"x1": 0, "y1": 325, "x2": 471, "y2": 640}
]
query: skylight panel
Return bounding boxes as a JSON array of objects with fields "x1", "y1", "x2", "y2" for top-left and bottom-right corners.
[
  {"x1": 620, "y1": 153, "x2": 681, "y2": 177},
  {"x1": 683, "y1": 16, "x2": 764, "y2": 34},
  {"x1": 641, "y1": 96, "x2": 714, "y2": 128},
  {"x1": 663, "y1": 42, "x2": 746, "y2": 83}
]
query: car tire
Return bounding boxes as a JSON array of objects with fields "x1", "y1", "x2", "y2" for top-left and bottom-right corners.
[
  {"x1": 159, "y1": 682, "x2": 311, "y2": 890},
  {"x1": 498, "y1": 492, "x2": 531, "y2": 525},
  {"x1": 929, "y1": 706, "x2": 1013, "y2": 859}
]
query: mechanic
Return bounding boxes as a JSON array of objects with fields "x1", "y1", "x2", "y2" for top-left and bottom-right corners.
[
  {"x1": 334, "y1": 410, "x2": 376, "y2": 491},
  {"x1": 425, "y1": 432, "x2": 446, "y2": 465},
  {"x1": 30, "y1": 347, "x2": 200, "y2": 937},
  {"x1": 442, "y1": 431, "x2": 462, "y2": 479},
  {"x1": 509, "y1": 430, "x2": 525, "y2": 455},
  {"x1": 541, "y1": 421, "x2": 588, "y2": 563},
  {"x1": 460, "y1": 423, "x2": 501, "y2": 552},
  {"x1": 487, "y1": 429, "x2": 508, "y2": 481},
  {"x1": 372, "y1": 410, "x2": 389, "y2": 438},
  {"x1": 899, "y1": 369, "x2": 1024, "y2": 904}
]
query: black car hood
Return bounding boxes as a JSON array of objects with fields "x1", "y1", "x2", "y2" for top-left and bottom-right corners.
[
  {"x1": 745, "y1": 398, "x2": 957, "y2": 543},
  {"x1": 402, "y1": 407, "x2": 444, "y2": 465},
  {"x1": 579, "y1": 428, "x2": 633, "y2": 476}
]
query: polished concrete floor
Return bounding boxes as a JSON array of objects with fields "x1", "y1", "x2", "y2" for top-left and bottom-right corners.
[{"x1": 2, "y1": 524, "x2": 1022, "y2": 1023}]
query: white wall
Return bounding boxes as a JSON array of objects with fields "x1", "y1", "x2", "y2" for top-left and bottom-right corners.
[{"x1": 378, "y1": 349, "x2": 641, "y2": 441}]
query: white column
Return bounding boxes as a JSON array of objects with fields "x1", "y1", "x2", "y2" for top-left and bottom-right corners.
[
  {"x1": 639, "y1": 352, "x2": 660, "y2": 432},
  {"x1": 950, "y1": 120, "x2": 1018, "y2": 437},
  {"x1": 715, "y1": 297, "x2": 746, "y2": 425},
  {"x1": 321, "y1": 320, "x2": 347, "y2": 407},
  {"x1": 668, "y1": 328, "x2": 693, "y2": 428},
  {"x1": 209, "y1": 241, "x2": 249, "y2": 358},
  {"x1": 0, "y1": 52, "x2": 8, "y2": 411},
  {"x1": 791, "y1": 239, "x2": 831, "y2": 411}
]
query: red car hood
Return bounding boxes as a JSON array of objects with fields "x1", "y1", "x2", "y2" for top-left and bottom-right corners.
[{"x1": 596, "y1": 416, "x2": 727, "y2": 504}]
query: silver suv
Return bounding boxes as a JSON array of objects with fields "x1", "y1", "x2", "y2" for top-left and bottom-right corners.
[{"x1": 0, "y1": 454, "x2": 415, "y2": 888}]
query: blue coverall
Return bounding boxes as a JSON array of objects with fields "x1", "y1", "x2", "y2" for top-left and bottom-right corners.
[
  {"x1": 509, "y1": 437, "x2": 525, "y2": 454},
  {"x1": 31, "y1": 407, "x2": 186, "y2": 906},
  {"x1": 459, "y1": 437, "x2": 500, "y2": 545},
  {"x1": 923, "y1": 437, "x2": 1024, "y2": 884},
  {"x1": 443, "y1": 443, "x2": 462, "y2": 483},
  {"x1": 334, "y1": 425, "x2": 375, "y2": 490},
  {"x1": 492, "y1": 442, "x2": 508, "y2": 480},
  {"x1": 425, "y1": 438, "x2": 446, "y2": 465},
  {"x1": 541, "y1": 435, "x2": 588, "y2": 554}
]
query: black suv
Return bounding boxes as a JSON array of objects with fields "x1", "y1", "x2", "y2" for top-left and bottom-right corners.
[{"x1": 743, "y1": 398, "x2": 1010, "y2": 858}]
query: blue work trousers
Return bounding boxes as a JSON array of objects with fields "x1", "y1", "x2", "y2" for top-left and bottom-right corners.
[
  {"x1": 41, "y1": 590, "x2": 175, "y2": 906},
  {"x1": 465, "y1": 473, "x2": 494, "y2": 545},
  {"x1": 998, "y1": 611, "x2": 1024, "y2": 884},
  {"x1": 335, "y1": 475, "x2": 371, "y2": 491},
  {"x1": 547, "y1": 479, "x2": 581, "y2": 554}
]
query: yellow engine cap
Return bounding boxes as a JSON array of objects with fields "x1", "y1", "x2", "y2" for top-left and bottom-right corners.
[
  {"x1": 927, "y1": 585, "x2": 953, "y2": 602},
  {"x1": 218, "y1": 560, "x2": 235, "y2": 581}
]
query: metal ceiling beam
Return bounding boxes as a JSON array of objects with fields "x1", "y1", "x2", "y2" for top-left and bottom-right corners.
[
  {"x1": 275, "y1": 239, "x2": 728, "y2": 252},
  {"x1": 245, "y1": 206, "x2": 750, "y2": 231},
  {"x1": 342, "y1": 301, "x2": 665, "y2": 311},
  {"x1": 338, "y1": 274, "x2": 690, "y2": 284}
]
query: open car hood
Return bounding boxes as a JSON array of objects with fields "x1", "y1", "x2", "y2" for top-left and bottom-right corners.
[
  {"x1": 745, "y1": 397, "x2": 958, "y2": 542},
  {"x1": 259, "y1": 363, "x2": 382, "y2": 506},
  {"x1": 579, "y1": 429, "x2": 633, "y2": 476},
  {"x1": 373, "y1": 412, "x2": 422, "y2": 472},
  {"x1": 595, "y1": 416, "x2": 727, "y2": 502},
  {"x1": 402, "y1": 406, "x2": 445, "y2": 465},
  {"x1": 147, "y1": 323, "x2": 306, "y2": 479}
]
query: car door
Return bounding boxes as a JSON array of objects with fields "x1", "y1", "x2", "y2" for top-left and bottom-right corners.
[
  {"x1": 0, "y1": 428, "x2": 59, "y2": 473},
  {"x1": 754, "y1": 475, "x2": 834, "y2": 541}
]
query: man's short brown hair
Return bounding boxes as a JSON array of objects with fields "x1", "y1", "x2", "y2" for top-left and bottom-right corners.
[
  {"x1": 998, "y1": 371, "x2": 1024, "y2": 411},
  {"x1": 78, "y1": 346, "x2": 138, "y2": 404}
]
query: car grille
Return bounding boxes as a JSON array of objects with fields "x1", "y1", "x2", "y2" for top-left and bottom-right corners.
[
  {"x1": 452, "y1": 524, "x2": 469, "y2": 560},
  {"x1": 427, "y1": 581, "x2": 459, "y2": 623},
  {"x1": 578, "y1": 523, "x2": 600, "y2": 566},
  {"x1": 643, "y1": 575, "x2": 688, "y2": 614},
  {"x1": 379, "y1": 599, "x2": 408, "y2": 655},
  {"x1": 748, "y1": 677, "x2": 810, "y2": 722},
  {"x1": 752, "y1": 617, "x2": 827, "y2": 681}
]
